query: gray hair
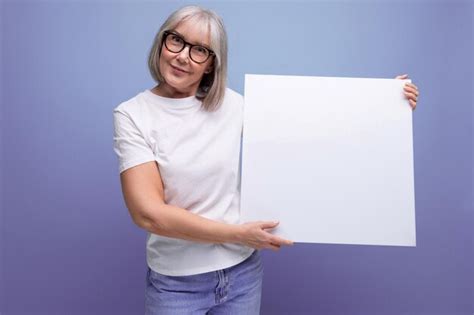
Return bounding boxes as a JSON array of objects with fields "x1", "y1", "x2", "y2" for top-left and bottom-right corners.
[{"x1": 147, "y1": 5, "x2": 228, "y2": 112}]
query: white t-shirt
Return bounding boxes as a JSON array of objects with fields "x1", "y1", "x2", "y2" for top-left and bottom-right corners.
[{"x1": 113, "y1": 87, "x2": 254, "y2": 276}]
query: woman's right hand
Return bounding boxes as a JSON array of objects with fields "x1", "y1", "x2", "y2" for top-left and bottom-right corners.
[{"x1": 235, "y1": 221, "x2": 294, "y2": 251}]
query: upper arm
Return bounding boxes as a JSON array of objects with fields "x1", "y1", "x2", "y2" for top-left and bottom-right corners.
[
  {"x1": 113, "y1": 108, "x2": 156, "y2": 174},
  {"x1": 113, "y1": 107, "x2": 164, "y2": 225},
  {"x1": 119, "y1": 161, "x2": 165, "y2": 226}
]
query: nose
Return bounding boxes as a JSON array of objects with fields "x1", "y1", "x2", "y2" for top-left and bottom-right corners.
[{"x1": 176, "y1": 44, "x2": 191, "y2": 63}]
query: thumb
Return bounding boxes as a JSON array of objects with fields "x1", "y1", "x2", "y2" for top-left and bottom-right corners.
[
  {"x1": 260, "y1": 221, "x2": 280, "y2": 230},
  {"x1": 395, "y1": 74, "x2": 408, "y2": 79}
]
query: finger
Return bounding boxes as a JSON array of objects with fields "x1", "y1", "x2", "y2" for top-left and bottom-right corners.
[
  {"x1": 266, "y1": 243, "x2": 281, "y2": 251},
  {"x1": 409, "y1": 99, "x2": 416, "y2": 109},
  {"x1": 404, "y1": 82, "x2": 418, "y2": 89},
  {"x1": 271, "y1": 236, "x2": 294, "y2": 246},
  {"x1": 406, "y1": 82, "x2": 418, "y2": 90},
  {"x1": 405, "y1": 84, "x2": 419, "y2": 95},
  {"x1": 404, "y1": 91, "x2": 418, "y2": 101},
  {"x1": 395, "y1": 74, "x2": 408, "y2": 79},
  {"x1": 403, "y1": 92, "x2": 418, "y2": 101},
  {"x1": 260, "y1": 221, "x2": 279, "y2": 230},
  {"x1": 403, "y1": 86, "x2": 417, "y2": 96},
  {"x1": 404, "y1": 85, "x2": 419, "y2": 96}
]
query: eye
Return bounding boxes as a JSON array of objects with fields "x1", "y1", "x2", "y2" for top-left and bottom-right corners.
[
  {"x1": 170, "y1": 34, "x2": 183, "y2": 43},
  {"x1": 194, "y1": 46, "x2": 208, "y2": 54}
]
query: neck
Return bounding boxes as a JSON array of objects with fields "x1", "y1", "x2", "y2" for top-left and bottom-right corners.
[{"x1": 152, "y1": 83, "x2": 196, "y2": 99}]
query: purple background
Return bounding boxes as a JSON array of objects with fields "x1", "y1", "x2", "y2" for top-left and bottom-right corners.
[{"x1": 1, "y1": 1, "x2": 472, "y2": 314}]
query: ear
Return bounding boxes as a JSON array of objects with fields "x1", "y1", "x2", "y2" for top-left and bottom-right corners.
[{"x1": 204, "y1": 66, "x2": 213, "y2": 74}]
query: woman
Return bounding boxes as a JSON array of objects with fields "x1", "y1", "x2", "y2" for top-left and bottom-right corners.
[{"x1": 113, "y1": 5, "x2": 419, "y2": 315}]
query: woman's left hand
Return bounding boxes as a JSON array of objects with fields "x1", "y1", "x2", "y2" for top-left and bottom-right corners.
[{"x1": 395, "y1": 74, "x2": 419, "y2": 111}]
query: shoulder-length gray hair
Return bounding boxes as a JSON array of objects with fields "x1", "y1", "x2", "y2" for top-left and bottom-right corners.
[{"x1": 148, "y1": 6, "x2": 228, "y2": 112}]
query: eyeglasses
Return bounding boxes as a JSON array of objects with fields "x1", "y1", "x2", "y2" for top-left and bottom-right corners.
[{"x1": 162, "y1": 30, "x2": 215, "y2": 64}]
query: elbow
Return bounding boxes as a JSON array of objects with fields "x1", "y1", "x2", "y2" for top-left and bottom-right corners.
[
  {"x1": 131, "y1": 214, "x2": 148, "y2": 230},
  {"x1": 135, "y1": 216, "x2": 159, "y2": 233},
  {"x1": 131, "y1": 205, "x2": 167, "y2": 234}
]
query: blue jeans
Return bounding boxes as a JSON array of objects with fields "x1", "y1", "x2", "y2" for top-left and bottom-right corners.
[{"x1": 145, "y1": 249, "x2": 263, "y2": 315}]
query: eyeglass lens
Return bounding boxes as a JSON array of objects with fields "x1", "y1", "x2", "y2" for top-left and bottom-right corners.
[{"x1": 165, "y1": 33, "x2": 210, "y2": 63}]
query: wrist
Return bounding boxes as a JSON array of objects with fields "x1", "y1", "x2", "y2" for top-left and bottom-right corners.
[{"x1": 227, "y1": 223, "x2": 244, "y2": 244}]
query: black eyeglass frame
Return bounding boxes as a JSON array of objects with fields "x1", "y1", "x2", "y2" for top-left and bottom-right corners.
[{"x1": 162, "y1": 30, "x2": 215, "y2": 64}]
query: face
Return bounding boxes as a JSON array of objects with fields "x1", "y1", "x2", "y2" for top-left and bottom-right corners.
[{"x1": 157, "y1": 19, "x2": 214, "y2": 98}]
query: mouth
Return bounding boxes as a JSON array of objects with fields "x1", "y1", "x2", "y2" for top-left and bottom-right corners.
[{"x1": 171, "y1": 65, "x2": 188, "y2": 73}]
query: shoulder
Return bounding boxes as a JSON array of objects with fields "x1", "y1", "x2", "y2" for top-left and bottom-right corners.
[
  {"x1": 112, "y1": 92, "x2": 152, "y2": 133},
  {"x1": 113, "y1": 91, "x2": 146, "y2": 117}
]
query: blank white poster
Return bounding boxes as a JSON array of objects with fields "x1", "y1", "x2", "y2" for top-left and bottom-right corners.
[{"x1": 240, "y1": 74, "x2": 416, "y2": 247}]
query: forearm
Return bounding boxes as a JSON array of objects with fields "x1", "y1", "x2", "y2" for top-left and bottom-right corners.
[{"x1": 137, "y1": 203, "x2": 242, "y2": 245}]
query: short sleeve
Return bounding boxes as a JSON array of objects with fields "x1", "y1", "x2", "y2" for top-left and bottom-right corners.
[{"x1": 113, "y1": 108, "x2": 156, "y2": 174}]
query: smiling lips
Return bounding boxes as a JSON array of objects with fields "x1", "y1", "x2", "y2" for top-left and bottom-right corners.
[{"x1": 171, "y1": 64, "x2": 188, "y2": 73}]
